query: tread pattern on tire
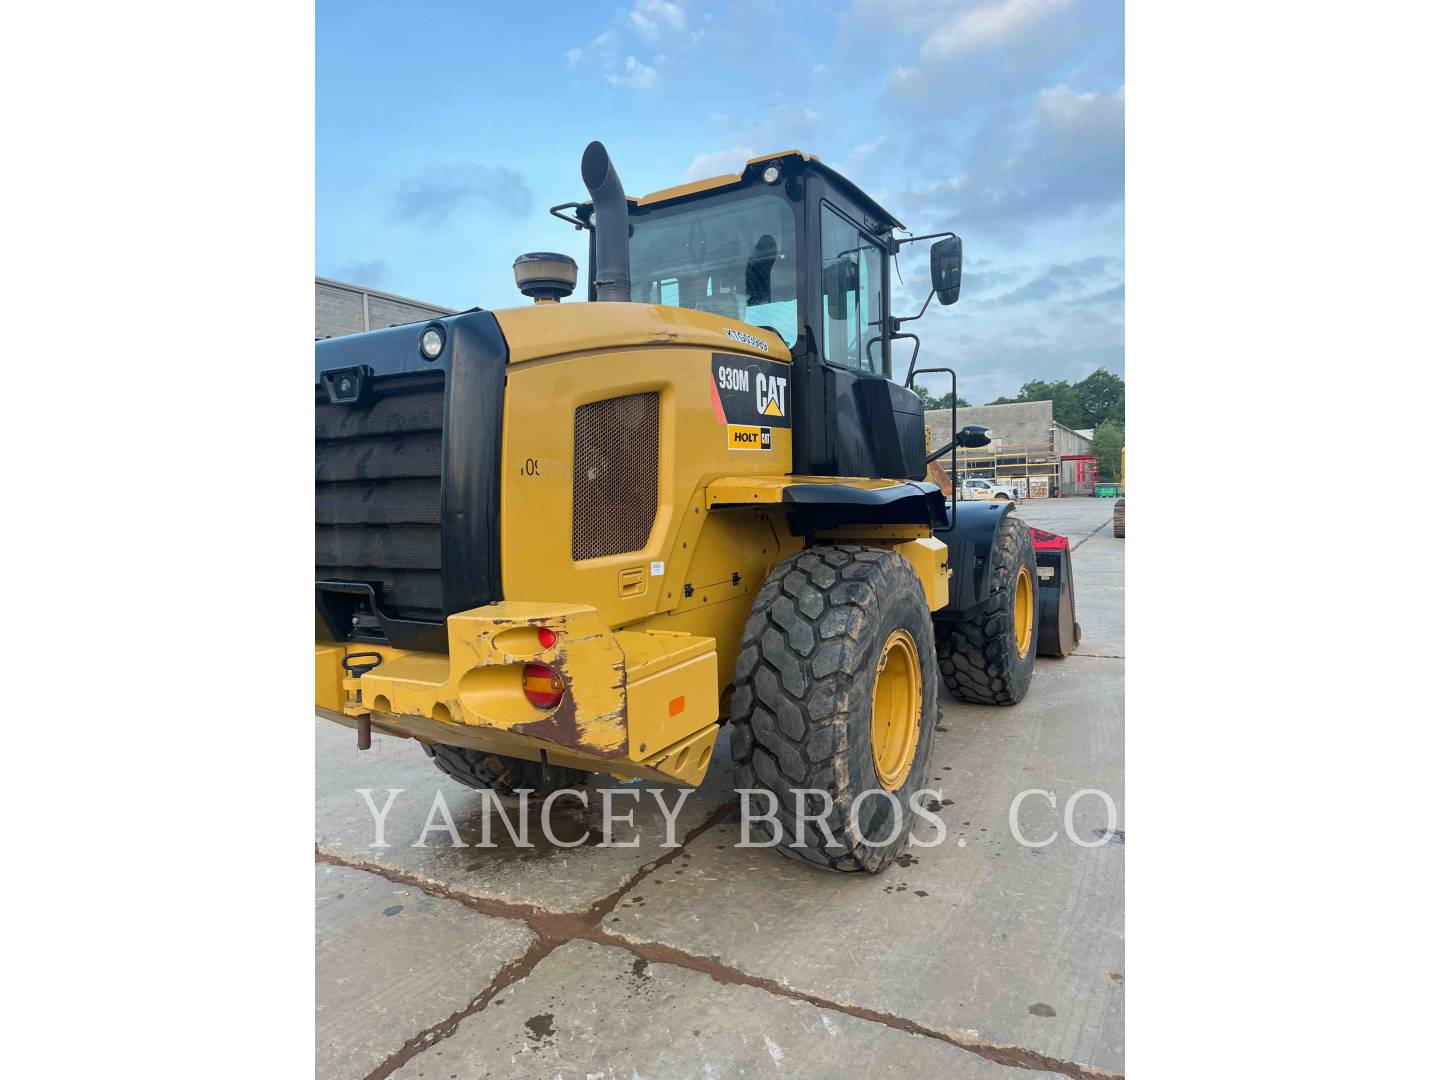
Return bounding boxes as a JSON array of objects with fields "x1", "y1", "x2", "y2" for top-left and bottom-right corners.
[
  {"x1": 935, "y1": 515, "x2": 1036, "y2": 706},
  {"x1": 730, "y1": 545, "x2": 937, "y2": 874},
  {"x1": 1113, "y1": 499, "x2": 1126, "y2": 538},
  {"x1": 422, "y1": 742, "x2": 586, "y2": 796}
]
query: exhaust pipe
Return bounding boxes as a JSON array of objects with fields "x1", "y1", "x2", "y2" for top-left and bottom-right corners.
[{"x1": 581, "y1": 140, "x2": 631, "y2": 303}]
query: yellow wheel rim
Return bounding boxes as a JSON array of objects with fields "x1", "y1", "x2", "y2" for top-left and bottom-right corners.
[
  {"x1": 870, "y1": 629, "x2": 922, "y2": 791},
  {"x1": 1013, "y1": 564, "x2": 1034, "y2": 657}
]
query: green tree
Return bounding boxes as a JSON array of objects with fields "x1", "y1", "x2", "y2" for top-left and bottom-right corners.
[
  {"x1": 989, "y1": 378, "x2": 1083, "y2": 427},
  {"x1": 913, "y1": 385, "x2": 971, "y2": 410},
  {"x1": 1092, "y1": 419, "x2": 1125, "y2": 482},
  {"x1": 988, "y1": 368, "x2": 1125, "y2": 431},
  {"x1": 1074, "y1": 368, "x2": 1125, "y2": 428}
]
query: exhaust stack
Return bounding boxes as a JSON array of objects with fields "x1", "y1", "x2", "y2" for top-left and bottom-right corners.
[{"x1": 581, "y1": 141, "x2": 631, "y2": 303}]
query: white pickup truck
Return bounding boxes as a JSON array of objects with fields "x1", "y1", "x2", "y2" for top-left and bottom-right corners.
[{"x1": 959, "y1": 477, "x2": 1022, "y2": 501}]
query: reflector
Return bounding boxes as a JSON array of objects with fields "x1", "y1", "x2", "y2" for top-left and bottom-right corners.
[{"x1": 522, "y1": 663, "x2": 564, "y2": 709}]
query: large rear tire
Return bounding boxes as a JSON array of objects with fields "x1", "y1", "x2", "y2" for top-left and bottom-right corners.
[
  {"x1": 1113, "y1": 498, "x2": 1126, "y2": 538},
  {"x1": 730, "y1": 545, "x2": 939, "y2": 874},
  {"x1": 421, "y1": 743, "x2": 586, "y2": 796},
  {"x1": 935, "y1": 515, "x2": 1038, "y2": 706}
]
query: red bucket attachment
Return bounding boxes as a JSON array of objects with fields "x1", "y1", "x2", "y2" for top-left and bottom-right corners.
[{"x1": 1030, "y1": 527, "x2": 1081, "y2": 657}]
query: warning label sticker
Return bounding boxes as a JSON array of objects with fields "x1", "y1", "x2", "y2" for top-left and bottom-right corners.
[
  {"x1": 727, "y1": 425, "x2": 773, "y2": 451},
  {"x1": 710, "y1": 354, "x2": 791, "y2": 428}
]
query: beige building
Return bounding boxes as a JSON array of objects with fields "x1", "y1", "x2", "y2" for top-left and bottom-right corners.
[
  {"x1": 925, "y1": 400, "x2": 1096, "y2": 496},
  {"x1": 315, "y1": 277, "x2": 454, "y2": 340}
]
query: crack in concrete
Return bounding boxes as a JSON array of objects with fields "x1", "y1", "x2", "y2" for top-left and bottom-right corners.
[
  {"x1": 1073, "y1": 652, "x2": 1124, "y2": 660},
  {"x1": 319, "y1": 797, "x2": 1123, "y2": 1080},
  {"x1": 356, "y1": 931, "x2": 561, "y2": 1080},
  {"x1": 581, "y1": 925, "x2": 1123, "y2": 1080},
  {"x1": 324, "y1": 799, "x2": 740, "y2": 1080},
  {"x1": 1066, "y1": 516, "x2": 1116, "y2": 551}
]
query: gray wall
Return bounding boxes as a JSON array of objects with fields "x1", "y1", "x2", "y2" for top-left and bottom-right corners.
[
  {"x1": 315, "y1": 277, "x2": 454, "y2": 340},
  {"x1": 1052, "y1": 421, "x2": 1094, "y2": 459},
  {"x1": 1052, "y1": 421, "x2": 1097, "y2": 494},
  {"x1": 924, "y1": 400, "x2": 1097, "y2": 495},
  {"x1": 925, "y1": 400, "x2": 1058, "y2": 454}
]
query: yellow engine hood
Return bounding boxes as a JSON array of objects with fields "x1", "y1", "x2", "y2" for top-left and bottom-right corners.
[{"x1": 492, "y1": 302, "x2": 789, "y2": 364}]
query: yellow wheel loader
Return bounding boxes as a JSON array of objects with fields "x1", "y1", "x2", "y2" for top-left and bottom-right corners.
[{"x1": 316, "y1": 142, "x2": 1060, "y2": 873}]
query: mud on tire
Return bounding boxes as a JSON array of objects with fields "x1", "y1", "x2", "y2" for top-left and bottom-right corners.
[
  {"x1": 935, "y1": 514, "x2": 1038, "y2": 706},
  {"x1": 422, "y1": 743, "x2": 587, "y2": 796},
  {"x1": 730, "y1": 545, "x2": 939, "y2": 874}
]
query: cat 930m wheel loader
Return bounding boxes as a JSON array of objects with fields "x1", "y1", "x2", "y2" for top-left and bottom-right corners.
[{"x1": 316, "y1": 142, "x2": 1071, "y2": 873}]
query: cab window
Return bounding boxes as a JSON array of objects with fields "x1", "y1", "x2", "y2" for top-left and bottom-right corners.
[
  {"x1": 628, "y1": 191, "x2": 799, "y2": 345},
  {"x1": 820, "y1": 203, "x2": 886, "y2": 374}
]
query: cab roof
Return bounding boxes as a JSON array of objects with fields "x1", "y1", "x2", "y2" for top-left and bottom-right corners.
[{"x1": 588, "y1": 150, "x2": 906, "y2": 232}]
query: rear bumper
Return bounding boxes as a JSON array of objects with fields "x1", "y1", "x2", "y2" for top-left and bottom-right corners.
[{"x1": 316, "y1": 601, "x2": 719, "y2": 785}]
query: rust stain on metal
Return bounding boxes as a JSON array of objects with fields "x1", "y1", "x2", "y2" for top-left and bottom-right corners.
[
  {"x1": 510, "y1": 702, "x2": 627, "y2": 759},
  {"x1": 512, "y1": 648, "x2": 629, "y2": 757}
]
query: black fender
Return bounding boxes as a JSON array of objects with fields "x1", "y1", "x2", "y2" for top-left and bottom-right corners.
[
  {"x1": 933, "y1": 498, "x2": 1016, "y2": 618},
  {"x1": 775, "y1": 481, "x2": 949, "y2": 535}
]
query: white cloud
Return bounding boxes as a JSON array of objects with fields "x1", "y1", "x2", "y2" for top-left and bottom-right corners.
[
  {"x1": 566, "y1": 2, "x2": 696, "y2": 90},
  {"x1": 889, "y1": 82, "x2": 1123, "y2": 242},
  {"x1": 629, "y1": 0, "x2": 687, "y2": 43},
  {"x1": 570, "y1": 29, "x2": 621, "y2": 71},
  {"x1": 765, "y1": 105, "x2": 820, "y2": 145},
  {"x1": 846, "y1": 135, "x2": 892, "y2": 170},
  {"x1": 1036, "y1": 82, "x2": 1122, "y2": 126},
  {"x1": 683, "y1": 145, "x2": 757, "y2": 181},
  {"x1": 606, "y1": 55, "x2": 659, "y2": 90},
  {"x1": 681, "y1": 103, "x2": 825, "y2": 182},
  {"x1": 878, "y1": 0, "x2": 1088, "y2": 105},
  {"x1": 852, "y1": 0, "x2": 956, "y2": 35},
  {"x1": 922, "y1": 0, "x2": 1072, "y2": 59}
]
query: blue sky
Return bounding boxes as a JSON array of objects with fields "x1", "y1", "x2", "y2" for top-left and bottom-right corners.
[{"x1": 317, "y1": 0, "x2": 1123, "y2": 403}]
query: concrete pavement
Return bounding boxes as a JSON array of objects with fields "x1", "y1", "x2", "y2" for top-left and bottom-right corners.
[{"x1": 316, "y1": 495, "x2": 1124, "y2": 1079}]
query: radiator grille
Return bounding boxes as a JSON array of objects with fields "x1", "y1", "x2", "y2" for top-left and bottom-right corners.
[
  {"x1": 316, "y1": 376, "x2": 445, "y2": 621},
  {"x1": 572, "y1": 392, "x2": 660, "y2": 561}
]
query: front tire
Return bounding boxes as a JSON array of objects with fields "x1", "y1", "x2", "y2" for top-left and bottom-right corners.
[
  {"x1": 1113, "y1": 498, "x2": 1126, "y2": 538},
  {"x1": 730, "y1": 546, "x2": 939, "y2": 874},
  {"x1": 422, "y1": 743, "x2": 587, "y2": 796},
  {"x1": 935, "y1": 515, "x2": 1038, "y2": 705}
]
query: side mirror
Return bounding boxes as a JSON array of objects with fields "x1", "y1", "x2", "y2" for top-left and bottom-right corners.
[
  {"x1": 930, "y1": 236, "x2": 962, "y2": 305},
  {"x1": 957, "y1": 423, "x2": 992, "y2": 448},
  {"x1": 824, "y1": 257, "x2": 858, "y2": 320}
]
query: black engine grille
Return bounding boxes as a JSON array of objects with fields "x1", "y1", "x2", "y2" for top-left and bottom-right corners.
[{"x1": 316, "y1": 374, "x2": 445, "y2": 621}]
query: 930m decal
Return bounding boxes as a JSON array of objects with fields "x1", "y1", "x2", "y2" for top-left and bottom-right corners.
[{"x1": 711, "y1": 353, "x2": 790, "y2": 429}]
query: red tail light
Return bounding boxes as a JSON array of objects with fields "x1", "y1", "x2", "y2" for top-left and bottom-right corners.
[
  {"x1": 537, "y1": 626, "x2": 557, "y2": 650},
  {"x1": 522, "y1": 663, "x2": 564, "y2": 709}
]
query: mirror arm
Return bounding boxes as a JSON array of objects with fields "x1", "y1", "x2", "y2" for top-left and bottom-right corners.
[
  {"x1": 891, "y1": 289, "x2": 934, "y2": 330},
  {"x1": 924, "y1": 432, "x2": 959, "y2": 465},
  {"x1": 887, "y1": 228, "x2": 958, "y2": 329},
  {"x1": 890, "y1": 229, "x2": 956, "y2": 253}
]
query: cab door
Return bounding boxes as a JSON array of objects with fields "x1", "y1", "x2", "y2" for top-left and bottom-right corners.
[{"x1": 811, "y1": 201, "x2": 926, "y2": 480}]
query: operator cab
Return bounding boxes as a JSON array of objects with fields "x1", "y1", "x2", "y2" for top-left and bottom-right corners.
[{"x1": 557, "y1": 149, "x2": 963, "y2": 481}]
